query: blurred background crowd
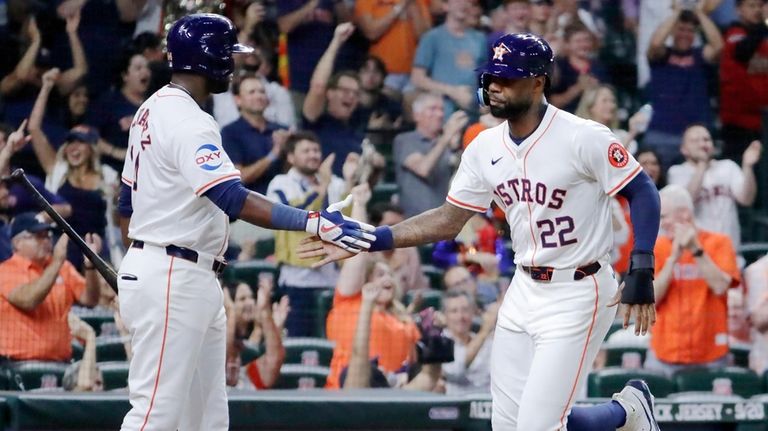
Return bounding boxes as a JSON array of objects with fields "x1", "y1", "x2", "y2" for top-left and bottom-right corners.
[{"x1": 2, "y1": 0, "x2": 768, "y2": 401}]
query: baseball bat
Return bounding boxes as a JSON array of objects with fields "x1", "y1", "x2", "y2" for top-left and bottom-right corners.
[{"x1": 7, "y1": 169, "x2": 118, "y2": 293}]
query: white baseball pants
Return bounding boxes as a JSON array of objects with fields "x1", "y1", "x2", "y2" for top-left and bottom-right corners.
[
  {"x1": 118, "y1": 244, "x2": 228, "y2": 431},
  {"x1": 491, "y1": 262, "x2": 618, "y2": 431}
]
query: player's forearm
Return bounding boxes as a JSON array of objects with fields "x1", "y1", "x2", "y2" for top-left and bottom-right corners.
[
  {"x1": 391, "y1": 203, "x2": 474, "y2": 248},
  {"x1": 694, "y1": 253, "x2": 732, "y2": 295},
  {"x1": 7, "y1": 262, "x2": 62, "y2": 311}
]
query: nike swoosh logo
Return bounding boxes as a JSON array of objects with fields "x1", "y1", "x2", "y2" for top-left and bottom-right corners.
[
  {"x1": 320, "y1": 224, "x2": 342, "y2": 233},
  {"x1": 491, "y1": 157, "x2": 503, "y2": 165}
]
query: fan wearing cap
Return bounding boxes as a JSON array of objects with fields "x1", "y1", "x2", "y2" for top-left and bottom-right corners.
[
  {"x1": 0, "y1": 212, "x2": 101, "y2": 364},
  {"x1": 29, "y1": 72, "x2": 119, "y2": 271}
]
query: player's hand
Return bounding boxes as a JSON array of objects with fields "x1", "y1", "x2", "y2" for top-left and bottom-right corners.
[
  {"x1": 742, "y1": 140, "x2": 762, "y2": 168},
  {"x1": 607, "y1": 251, "x2": 656, "y2": 336},
  {"x1": 305, "y1": 195, "x2": 377, "y2": 254},
  {"x1": 297, "y1": 236, "x2": 357, "y2": 268}
]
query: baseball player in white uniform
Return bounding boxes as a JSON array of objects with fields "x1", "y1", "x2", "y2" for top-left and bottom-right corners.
[
  {"x1": 301, "y1": 34, "x2": 662, "y2": 431},
  {"x1": 116, "y1": 14, "x2": 374, "y2": 431}
]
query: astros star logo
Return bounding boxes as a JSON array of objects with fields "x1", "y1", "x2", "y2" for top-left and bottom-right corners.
[{"x1": 493, "y1": 43, "x2": 511, "y2": 61}]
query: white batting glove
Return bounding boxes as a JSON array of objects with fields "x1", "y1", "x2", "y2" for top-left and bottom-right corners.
[{"x1": 305, "y1": 195, "x2": 377, "y2": 253}]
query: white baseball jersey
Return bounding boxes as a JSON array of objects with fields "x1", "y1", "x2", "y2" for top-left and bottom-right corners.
[
  {"x1": 448, "y1": 105, "x2": 642, "y2": 268},
  {"x1": 667, "y1": 160, "x2": 744, "y2": 248},
  {"x1": 121, "y1": 85, "x2": 241, "y2": 257}
]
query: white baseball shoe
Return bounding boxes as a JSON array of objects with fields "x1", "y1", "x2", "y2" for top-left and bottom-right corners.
[{"x1": 612, "y1": 379, "x2": 661, "y2": 431}]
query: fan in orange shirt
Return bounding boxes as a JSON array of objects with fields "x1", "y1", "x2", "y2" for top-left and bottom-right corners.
[{"x1": 646, "y1": 185, "x2": 740, "y2": 376}]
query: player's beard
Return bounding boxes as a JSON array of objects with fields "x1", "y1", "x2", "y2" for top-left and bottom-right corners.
[
  {"x1": 490, "y1": 97, "x2": 533, "y2": 122},
  {"x1": 207, "y1": 78, "x2": 230, "y2": 95}
]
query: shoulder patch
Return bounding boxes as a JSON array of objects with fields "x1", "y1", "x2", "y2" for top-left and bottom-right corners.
[
  {"x1": 608, "y1": 143, "x2": 629, "y2": 168},
  {"x1": 195, "y1": 144, "x2": 224, "y2": 171}
]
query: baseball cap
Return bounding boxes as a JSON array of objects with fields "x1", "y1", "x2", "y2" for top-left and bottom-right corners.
[
  {"x1": 10, "y1": 212, "x2": 54, "y2": 239},
  {"x1": 65, "y1": 127, "x2": 99, "y2": 145}
]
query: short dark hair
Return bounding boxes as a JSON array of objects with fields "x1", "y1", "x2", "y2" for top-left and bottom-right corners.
[
  {"x1": 361, "y1": 55, "x2": 387, "y2": 76},
  {"x1": 132, "y1": 32, "x2": 162, "y2": 52},
  {"x1": 232, "y1": 71, "x2": 261, "y2": 96},
  {"x1": 369, "y1": 202, "x2": 404, "y2": 226},
  {"x1": 328, "y1": 70, "x2": 360, "y2": 89},
  {"x1": 563, "y1": 23, "x2": 593, "y2": 41},
  {"x1": 115, "y1": 48, "x2": 143, "y2": 87},
  {"x1": 285, "y1": 131, "x2": 321, "y2": 154}
]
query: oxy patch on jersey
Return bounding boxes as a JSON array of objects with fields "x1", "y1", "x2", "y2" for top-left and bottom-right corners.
[
  {"x1": 195, "y1": 144, "x2": 224, "y2": 171},
  {"x1": 608, "y1": 143, "x2": 629, "y2": 168}
]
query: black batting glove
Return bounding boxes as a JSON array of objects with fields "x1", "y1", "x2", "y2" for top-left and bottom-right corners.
[{"x1": 621, "y1": 251, "x2": 655, "y2": 305}]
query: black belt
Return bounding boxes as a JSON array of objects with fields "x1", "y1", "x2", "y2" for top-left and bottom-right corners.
[
  {"x1": 131, "y1": 241, "x2": 227, "y2": 275},
  {"x1": 522, "y1": 261, "x2": 601, "y2": 282}
]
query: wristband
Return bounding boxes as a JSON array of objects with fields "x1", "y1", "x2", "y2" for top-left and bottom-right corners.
[
  {"x1": 628, "y1": 250, "x2": 654, "y2": 273},
  {"x1": 368, "y1": 226, "x2": 394, "y2": 252},
  {"x1": 270, "y1": 203, "x2": 310, "y2": 231}
]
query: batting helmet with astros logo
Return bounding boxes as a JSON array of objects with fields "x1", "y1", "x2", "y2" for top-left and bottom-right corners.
[
  {"x1": 166, "y1": 14, "x2": 253, "y2": 85},
  {"x1": 476, "y1": 33, "x2": 554, "y2": 106}
]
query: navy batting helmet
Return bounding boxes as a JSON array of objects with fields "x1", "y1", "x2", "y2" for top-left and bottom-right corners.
[
  {"x1": 476, "y1": 33, "x2": 554, "y2": 106},
  {"x1": 166, "y1": 14, "x2": 253, "y2": 83}
]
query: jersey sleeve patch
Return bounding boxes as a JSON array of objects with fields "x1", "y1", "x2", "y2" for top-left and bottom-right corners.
[
  {"x1": 608, "y1": 142, "x2": 629, "y2": 168},
  {"x1": 195, "y1": 144, "x2": 226, "y2": 171}
]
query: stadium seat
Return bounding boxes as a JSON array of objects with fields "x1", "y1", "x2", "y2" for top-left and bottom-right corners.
[
  {"x1": 71, "y1": 341, "x2": 84, "y2": 361},
  {"x1": 370, "y1": 183, "x2": 399, "y2": 206},
  {"x1": 738, "y1": 242, "x2": 768, "y2": 266},
  {"x1": 99, "y1": 361, "x2": 129, "y2": 390},
  {"x1": 96, "y1": 336, "x2": 128, "y2": 362},
  {"x1": 602, "y1": 345, "x2": 647, "y2": 368},
  {"x1": 222, "y1": 259, "x2": 279, "y2": 287},
  {"x1": 283, "y1": 337, "x2": 335, "y2": 367},
  {"x1": 587, "y1": 367, "x2": 676, "y2": 398},
  {"x1": 404, "y1": 289, "x2": 443, "y2": 312},
  {"x1": 10, "y1": 361, "x2": 69, "y2": 390},
  {"x1": 273, "y1": 364, "x2": 329, "y2": 389},
  {"x1": 81, "y1": 314, "x2": 117, "y2": 337},
  {"x1": 421, "y1": 265, "x2": 445, "y2": 290},
  {"x1": 673, "y1": 367, "x2": 763, "y2": 398},
  {"x1": 254, "y1": 237, "x2": 275, "y2": 259},
  {"x1": 417, "y1": 244, "x2": 434, "y2": 265},
  {"x1": 241, "y1": 341, "x2": 265, "y2": 365},
  {"x1": 729, "y1": 342, "x2": 751, "y2": 368},
  {"x1": 315, "y1": 288, "x2": 335, "y2": 338}
]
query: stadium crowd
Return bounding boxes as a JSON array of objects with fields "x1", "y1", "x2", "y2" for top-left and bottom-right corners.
[{"x1": 1, "y1": 0, "x2": 768, "y2": 400}]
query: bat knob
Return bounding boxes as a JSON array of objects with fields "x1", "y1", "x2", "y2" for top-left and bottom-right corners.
[{"x1": 10, "y1": 168, "x2": 25, "y2": 178}]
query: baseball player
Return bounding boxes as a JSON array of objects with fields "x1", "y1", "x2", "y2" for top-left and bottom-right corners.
[
  {"x1": 301, "y1": 33, "x2": 661, "y2": 431},
  {"x1": 116, "y1": 14, "x2": 374, "y2": 431}
]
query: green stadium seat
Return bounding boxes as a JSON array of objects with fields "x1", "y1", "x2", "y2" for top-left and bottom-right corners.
[
  {"x1": 739, "y1": 242, "x2": 768, "y2": 266},
  {"x1": 99, "y1": 361, "x2": 129, "y2": 390},
  {"x1": 404, "y1": 289, "x2": 442, "y2": 312},
  {"x1": 11, "y1": 361, "x2": 69, "y2": 390},
  {"x1": 417, "y1": 244, "x2": 434, "y2": 265},
  {"x1": 222, "y1": 259, "x2": 279, "y2": 287},
  {"x1": 80, "y1": 314, "x2": 117, "y2": 337},
  {"x1": 421, "y1": 265, "x2": 445, "y2": 290},
  {"x1": 587, "y1": 367, "x2": 676, "y2": 398},
  {"x1": 315, "y1": 288, "x2": 335, "y2": 338},
  {"x1": 71, "y1": 341, "x2": 84, "y2": 361},
  {"x1": 602, "y1": 345, "x2": 647, "y2": 368},
  {"x1": 254, "y1": 237, "x2": 275, "y2": 259},
  {"x1": 729, "y1": 342, "x2": 751, "y2": 368},
  {"x1": 241, "y1": 341, "x2": 265, "y2": 365},
  {"x1": 673, "y1": 367, "x2": 763, "y2": 398},
  {"x1": 96, "y1": 336, "x2": 128, "y2": 362},
  {"x1": 605, "y1": 321, "x2": 624, "y2": 339},
  {"x1": 370, "y1": 182, "x2": 399, "y2": 206},
  {"x1": 283, "y1": 337, "x2": 335, "y2": 367},
  {"x1": 273, "y1": 364, "x2": 329, "y2": 389}
]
